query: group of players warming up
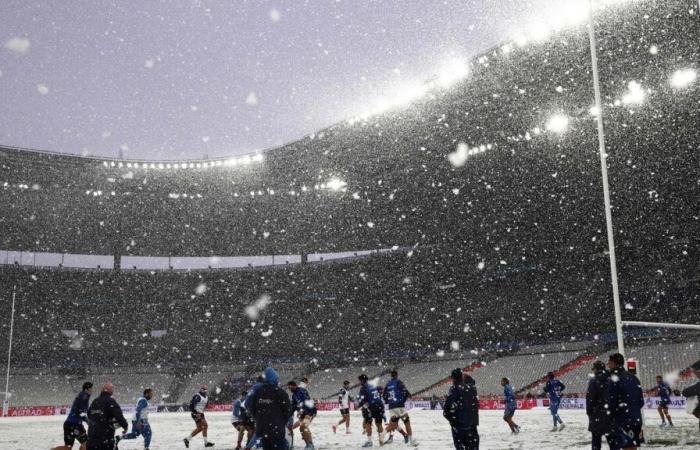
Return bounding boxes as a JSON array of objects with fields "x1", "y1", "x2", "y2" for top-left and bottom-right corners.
[{"x1": 50, "y1": 355, "x2": 700, "y2": 450}]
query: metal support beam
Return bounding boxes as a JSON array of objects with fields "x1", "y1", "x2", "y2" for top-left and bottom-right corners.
[{"x1": 622, "y1": 321, "x2": 700, "y2": 331}]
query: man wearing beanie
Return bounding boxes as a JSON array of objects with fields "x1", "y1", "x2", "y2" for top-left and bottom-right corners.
[
  {"x1": 443, "y1": 368, "x2": 479, "y2": 450},
  {"x1": 682, "y1": 360, "x2": 700, "y2": 430}
]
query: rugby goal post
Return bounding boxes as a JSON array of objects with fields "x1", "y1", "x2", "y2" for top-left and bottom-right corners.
[{"x1": 587, "y1": 0, "x2": 700, "y2": 356}]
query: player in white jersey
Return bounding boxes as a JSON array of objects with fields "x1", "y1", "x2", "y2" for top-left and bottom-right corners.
[
  {"x1": 184, "y1": 385, "x2": 215, "y2": 448},
  {"x1": 117, "y1": 388, "x2": 154, "y2": 449},
  {"x1": 332, "y1": 380, "x2": 353, "y2": 434}
]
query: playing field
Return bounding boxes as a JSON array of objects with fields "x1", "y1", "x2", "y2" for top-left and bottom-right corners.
[{"x1": 1, "y1": 409, "x2": 698, "y2": 450}]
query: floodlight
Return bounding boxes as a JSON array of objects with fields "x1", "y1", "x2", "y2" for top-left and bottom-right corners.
[
  {"x1": 621, "y1": 81, "x2": 645, "y2": 105},
  {"x1": 546, "y1": 114, "x2": 569, "y2": 134},
  {"x1": 437, "y1": 58, "x2": 469, "y2": 88},
  {"x1": 670, "y1": 68, "x2": 697, "y2": 89}
]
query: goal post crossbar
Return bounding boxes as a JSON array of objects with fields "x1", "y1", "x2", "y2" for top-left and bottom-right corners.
[{"x1": 621, "y1": 321, "x2": 700, "y2": 331}]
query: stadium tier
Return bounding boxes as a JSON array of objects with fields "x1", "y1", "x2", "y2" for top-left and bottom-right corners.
[
  {"x1": 1, "y1": 0, "x2": 698, "y2": 260},
  {"x1": 3, "y1": 339, "x2": 697, "y2": 407}
]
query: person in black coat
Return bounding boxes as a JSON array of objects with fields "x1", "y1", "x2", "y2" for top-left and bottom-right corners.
[
  {"x1": 248, "y1": 367, "x2": 292, "y2": 450},
  {"x1": 681, "y1": 360, "x2": 700, "y2": 430},
  {"x1": 606, "y1": 353, "x2": 645, "y2": 450},
  {"x1": 443, "y1": 369, "x2": 479, "y2": 450},
  {"x1": 586, "y1": 360, "x2": 612, "y2": 450},
  {"x1": 86, "y1": 383, "x2": 128, "y2": 450}
]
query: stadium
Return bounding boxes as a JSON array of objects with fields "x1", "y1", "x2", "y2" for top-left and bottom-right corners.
[{"x1": 1, "y1": 0, "x2": 699, "y2": 449}]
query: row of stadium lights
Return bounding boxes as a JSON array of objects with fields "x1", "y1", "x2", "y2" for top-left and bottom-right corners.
[
  {"x1": 81, "y1": 178, "x2": 349, "y2": 200},
  {"x1": 162, "y1": 179, "x2": 347, "y2": 200},
  {"x1": 10, "y1": 64, "x2": 697, "y2": 198},
  {"x1": 449, "y1": 68, "x2": 696, "y2": 165},
  {"x1": 101, "y1": 153, "x2": 264, "y2": 170},
  {"x1": 348, "y1": 0, "x2": 691, "y2": 125},
  {"x1": 346, "y1": 0, "x2": 633, "y2": 123}
]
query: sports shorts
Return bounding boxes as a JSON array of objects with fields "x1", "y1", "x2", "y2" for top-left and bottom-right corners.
[
  {"x1": 389, "y1": 407, "x2": 408, "y2": 420},
  {"x1": 63, "y1": 422, "x2": 88, "y2": 446}
]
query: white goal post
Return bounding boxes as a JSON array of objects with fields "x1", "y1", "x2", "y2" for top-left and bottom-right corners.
[{"x1": 587, "y1": 0, "x2": 700, "y2": 356}]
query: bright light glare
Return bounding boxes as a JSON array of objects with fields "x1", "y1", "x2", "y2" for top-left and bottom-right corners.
[
  {"x1": 546, "y1": 114, "x2": 569, "y2": 134},
  {"x1": 325, "y1": 178, "x2": 347, "y2": 191},
  {"x1": 670, "y1": 69, "x2": 697, "y2": 89},
  {"x1": 621, "y1": 81, "x2": 646, "y2": 105},
  {"x1": 437, "y1": 58, "x2": 469, "y2": 88},
  {"x1": 392, "y1": 83, "x2": 428, "y2": 107},
  {"x1": 547, "y1": 2, "x2": 588, "y2": 30},
  {"x1": 527, "y1": 22, "x2": 551, "y2": 42}
]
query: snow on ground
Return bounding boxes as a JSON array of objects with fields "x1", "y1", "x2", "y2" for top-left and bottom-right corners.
[{"x1": 0, "y1": 409, "x2": 698, "y2": 450}]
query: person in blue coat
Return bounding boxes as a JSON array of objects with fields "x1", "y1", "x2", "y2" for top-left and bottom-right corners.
[
  {"x1": 443, "y1": 369, "x2": 479, "y2": 450},
  {"x1": 287, "y1": 380, "x2": 316, "y2": 450},
  {"x1": 248, "y1": 368, "x2": 292, "y2": 450},
  {"x1": 607, "y1": 353, "x2": 645, "y2": 450},
  {"x1": 543, "y1": 372, "x2": 566, "y2": 431},
  {"x1": 51, "y1": 382, "x2": 94, "y2": 450},
  {"x1": 383, "y1": 370, "x2": 416, "y2": 445},
  {"x1": 500, "y1": 378, "x2": 520, "y2": 434},
  {"x1": 117, "y1": 388, "x2": 154, "y2": 449},
  {"x1": 243, "y1": 376, "x2": 265, "y2": 450},
  {"x1": 357, "y1": 374, "x2": 386, "y2": 447},
  {"x1": 586, "y1": 361, "x2": 612, "y2": 450},
  {"x1": 655, "y1": 375, "x2": 674, "y2": 427}
]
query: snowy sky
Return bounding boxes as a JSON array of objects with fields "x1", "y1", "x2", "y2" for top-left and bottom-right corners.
[{"x1": 1, "y1": 0, "x2": 570, "y2": 160}]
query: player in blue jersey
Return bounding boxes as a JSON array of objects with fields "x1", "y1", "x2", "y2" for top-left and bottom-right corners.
[
  {"x1": 655, "y1": 375, "x2": 674, "y2": 427},
  {"x1": 357, "y1": 374, "x2": 385, "y2": 447},
  {"x1": 383, "y1": 370, "x2": 416, "y2": 446},
  {"x1": 117, "y1": 388, "x2": 154, "y2": 449},
  {"x1": 500, "y1": 378, "x2": 520, "y2": 434},
  {"x1": 288, "y1": 380, "x2": 317, "y2": 450},
  {"x1": 543, "y1": 372, "x2": 566, "y2": 431},
  {"x1": 51, "y1": 382, "x2": 94, "y2": 450}
]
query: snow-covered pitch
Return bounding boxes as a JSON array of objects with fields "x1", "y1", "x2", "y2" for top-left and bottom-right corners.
[{"x1": 1, "y1": 409, "x2": 699, "y2": 449}]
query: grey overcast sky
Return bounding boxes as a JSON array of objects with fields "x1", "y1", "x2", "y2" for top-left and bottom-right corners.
[{"x1": 1, "y1": 0, "x2": 569, "y2": 160}]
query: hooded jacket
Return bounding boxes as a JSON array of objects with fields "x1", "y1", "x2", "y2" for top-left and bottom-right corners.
[
  {"x1": 443, "y1": 375, "x2": 479, "y2": 430},
  {"x1": 248, "y1": 368, "x2": 292, "y2": 440}
]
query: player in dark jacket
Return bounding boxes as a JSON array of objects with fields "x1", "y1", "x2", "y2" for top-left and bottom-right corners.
[
  {"x1": 607, "y1": 353, "x2": 645, "y2": 450},
  {"x1": 682, "y1": 360, "x2": 700, "y2": 430},
  {"x1": 86, "y1": 383, "x2": 128, "y2": 450},
  {"x1": 443, "y1": 369, "x2": 479, "y2": 450},
  {"x1": 586, "y1": 361, "x2": 612, "y2": 450},
  {"x1": 52, "y1": 382, "x2": 94, "y2": 450},
  {"x1": 287, "y1": 380, "x2": 316, "y2": 450},
  {"x1": 248, "y1": 367, "x2": 292, "y2": 450}
]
